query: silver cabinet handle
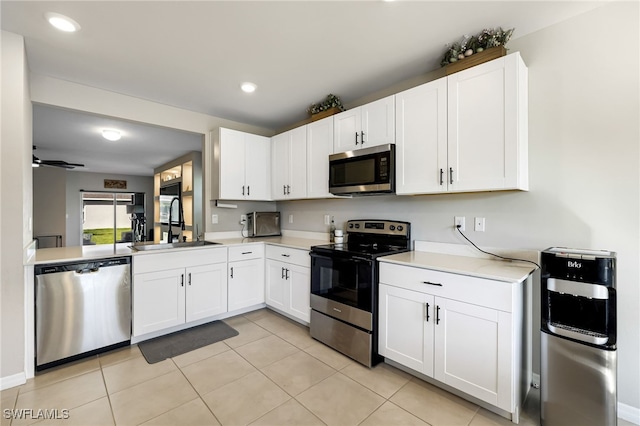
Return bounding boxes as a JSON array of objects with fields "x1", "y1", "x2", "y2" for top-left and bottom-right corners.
[
  {"x1": 230, "y1": 267, "x2": 234, "y2": 279},
  {"x1": 422, "y1": 281, "x2": 443, "y2": 287},
  {"x1": 425, "y1": 302, "x2": 430, "y2": 322},
  {"x1": 361, "y1": 131, "x2": 365, "y2": 145},
  {"x1": 355, "y1": 132, "x2": 359, "y2": 145}
]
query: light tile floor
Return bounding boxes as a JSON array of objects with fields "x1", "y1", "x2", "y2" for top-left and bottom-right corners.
[{"x1": 0, "y1": 309, "x2": 632, "y2": 426}]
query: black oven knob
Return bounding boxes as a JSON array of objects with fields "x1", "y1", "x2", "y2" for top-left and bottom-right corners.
[
  {"x1": 355, "y1": 223, "x2": 360, "y2": 229},
  {"x1": 389, "y1": 225, "x2": 395, "y2": 231},
  {"x1": 397, "y1": 225, "x2": 403, "y2": 231},
  {"x1": 349, "y1": 223, "x2": 354, "y2": 229}
]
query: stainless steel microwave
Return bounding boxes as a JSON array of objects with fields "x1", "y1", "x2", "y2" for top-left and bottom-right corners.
[
  {"x1": 329, "y1": 144, "x2": 395, "y2": 195},
  {"x1": 246, "y1": 212, "x2": 281, "y2": 237}
]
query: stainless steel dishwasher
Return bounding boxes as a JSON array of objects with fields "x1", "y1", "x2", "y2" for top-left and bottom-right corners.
[{"x1": 35, "y1": 257, "x2": 131, "y2": 370}]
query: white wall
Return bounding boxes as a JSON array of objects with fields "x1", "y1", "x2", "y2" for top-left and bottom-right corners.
[
  {"x1": 277, "y1": 2, "x2": 640, "y2": 414},
  {"x1": 1, "y1": 31, "x2": 32, "y2": 387},
  {"x1": 65, "y1": 171, "x2": 153, "y2": 246},
  {"x1": 33, "y1": 167, "x2": 66, "y2": 247}
]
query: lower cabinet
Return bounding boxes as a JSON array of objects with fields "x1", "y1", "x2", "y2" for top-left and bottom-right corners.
[
  {"x1": 265, "y1": 245, "x2": 311, "y2": 323},
  {"x1": 133, "y1": 247, "x2": 227, "y2": 337},
  {"x1": 227, "y1": 244, "x2": 265, "y2": 312},
  {"x1": 378, "y1": 261, "x2": 526, "y2": 417}
]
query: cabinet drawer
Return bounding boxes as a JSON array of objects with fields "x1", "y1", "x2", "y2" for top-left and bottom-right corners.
[
  {"x1": 379, "y1": 262, "x2": 513, "y2": 312},
  {"x1": 228, "y1": 244, "x2": 264, "y2": 262},
  {"x1": 134, "y1": 247, "x2": 227, "y2": 274},
  {"x1": 266, "y1": 245, "x2": 310, "y2": 267}
]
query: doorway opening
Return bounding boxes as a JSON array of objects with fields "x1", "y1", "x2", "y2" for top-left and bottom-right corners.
[{"x1": 81, "y1": 191, "x2": 146, "y2": 245}]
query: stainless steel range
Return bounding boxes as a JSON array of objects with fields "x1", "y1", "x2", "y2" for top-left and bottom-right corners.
[{"x1": 309, "y1": 219, "x2": 411, "y2": 366}]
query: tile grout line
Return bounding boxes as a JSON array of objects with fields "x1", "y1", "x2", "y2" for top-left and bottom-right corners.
[{"x1": 97, "y1": 362, "x2": 117, "y2": 426}]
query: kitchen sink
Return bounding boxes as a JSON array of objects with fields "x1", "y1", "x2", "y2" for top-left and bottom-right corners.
[{"x1": 129, "y1": 241, "x2": 220, "y2": 251}]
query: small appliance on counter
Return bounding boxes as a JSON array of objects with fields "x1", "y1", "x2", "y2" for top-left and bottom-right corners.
[
  {"x1": 246, "y1": 211, "x2": 281, "y2": 237},
  {"x1": 541, "y1": 247, "x2": 617, "y2": 426}
]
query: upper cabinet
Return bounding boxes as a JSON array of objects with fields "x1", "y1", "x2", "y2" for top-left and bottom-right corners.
[
  {"x1": 396, "y1": 52, "x2": 528, "y2": 195},
  {"x1": 333, "y1": 95, "x2": 395, "y2": 153},
  {"x1": 306, "y1": 116, "x2": 335, "y2": 199},
  {"x1": 271, "y1": 126, "x2": 307, "y2": 200},
  {"x1": 212, "y1": 127, "x2": 271, "y2": 201}
]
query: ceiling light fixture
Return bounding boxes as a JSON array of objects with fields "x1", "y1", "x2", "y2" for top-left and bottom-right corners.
[
  {"x1": 241, "y1": 82, "x2": 257, "y2": 93},
  {"x1": 45, "y1": 12, "x2": 81, "y2": 32},
  {"x1": 102, "y1": 129, "x2": 121, "y2": 141}
]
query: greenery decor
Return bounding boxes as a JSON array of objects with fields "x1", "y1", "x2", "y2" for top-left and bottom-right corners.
[
  {"x1": 440, "y1": 27, "x2": 514, "y2": 67},
  {"x1": 308, "y1": 94, "x2": 345, "y2": 115}
]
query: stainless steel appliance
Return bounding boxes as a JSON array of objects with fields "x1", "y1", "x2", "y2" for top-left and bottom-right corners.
[
  {"x1": 329, "y1": 144, "x2": 395, "y2": 195},
  {"x1": 35, "y1": 257, "x2": 131, "y2": 371},
  {"x1": 246, "y1": 211, "x2": 281, "y2": 237},
  {"x1": 541, "y1": 247, "x2": 617, "y2": 426},
  {"x1": 310, "y1": 219, "x2": 411, "y2": 366}
]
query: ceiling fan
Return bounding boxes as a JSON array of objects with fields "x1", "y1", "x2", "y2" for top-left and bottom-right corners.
[{"x1": 32, "y1": 146, "x2": 84, "y2": 169}]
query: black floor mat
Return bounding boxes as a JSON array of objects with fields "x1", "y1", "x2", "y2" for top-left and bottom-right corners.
[{"x1": 138, "y1": 321, "x2": 238, "y2": 364}]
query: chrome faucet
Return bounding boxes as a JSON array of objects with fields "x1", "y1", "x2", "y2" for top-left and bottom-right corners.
[{"x1": 167, "y1": 197, "x2": 185, "y2": 243}]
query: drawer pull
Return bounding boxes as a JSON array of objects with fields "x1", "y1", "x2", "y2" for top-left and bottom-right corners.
[
  {"x1": 281, "y1": 254, "x2": 290, "y2": 257},
  {"x1": 242, "y1": 251, "x2": 253, "y2": 255},
  {"x1": 422, "y1": 281, "x2": 443, "y2": 287},
  {"x1": 333, "y1": 307, "x2": 342, "y2": 313}
]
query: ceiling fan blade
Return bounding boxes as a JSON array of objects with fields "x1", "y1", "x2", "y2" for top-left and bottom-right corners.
[{"x1": 40, "y1": 160, "x2": 85, "y2": 169}]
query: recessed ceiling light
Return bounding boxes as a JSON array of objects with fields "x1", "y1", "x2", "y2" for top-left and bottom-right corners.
[
  {"x1": 45, "y1": 12, "x2": 81, "y2": 33},
  {"x1": 241, "y1": 82, "x2": 257, "y2": 93},
  {"x1": 102, "y1": 129, "x2": 121, "y2": 141}
]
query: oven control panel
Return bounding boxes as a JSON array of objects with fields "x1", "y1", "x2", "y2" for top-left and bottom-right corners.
[{"x1": 346, "y1": 220, "x2": 410, "y2": 236}]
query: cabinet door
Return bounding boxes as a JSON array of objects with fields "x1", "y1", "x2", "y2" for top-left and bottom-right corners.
[
  {"x1": 287, "y1": 263, "x2": 310, "y2": 323},
  {"x1": 447, "y1": 54, "x2": 522, "y2": 192},
  {"x1": 378, "y1": 284, "x2": 434, "y2": 376},
  {"x1": 306, "y1": 116, "x2": 334, "y2": 198},
  {"x1": 434, "y1": 297, "x2": 512, "y2": 408},
  {"x1": 361, "y1": 95, "x2": 395, "y2": 148},
  {"x1": 133, "y1": 268, "x2": 185, "y2": 336},
  {"x1": 265, "y1": 260, "x2": 287, "y2": 311},
  {"x1": 271, "y1": 132, "x2": 289, "y2": 201},
  {"x1": 288, "y1": 126, "x2": 307, "y2": 199},
  {"x1": 185, "y1": 263, "x2": 227, "y2": 322},
  {"x1": 395, "y1": 79, "x2": 448, "y2": 195},
  {"x1": 228, "y1": 258, "x2": 265, "y2": 311},
  {"x1": 333, "y1": 108, "x2": 361, "y2": 153},
  {"x1": 245, "y1": 133, "x2": 271, "y2": 200},
  {"x1": 219, "y1": 128, "x2": 247, "y2": 200}
]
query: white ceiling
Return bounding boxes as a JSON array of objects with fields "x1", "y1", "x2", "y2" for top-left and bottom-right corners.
[{"x1": 2, "y1": 1, "x2": 608, "y2": 176}]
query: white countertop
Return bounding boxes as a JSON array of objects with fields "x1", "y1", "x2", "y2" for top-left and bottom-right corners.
[
  {"x1": 379, "y1": 251, "x2": 537, "y2": 283},
  {"x1": 33, "y1": 236, "x2": 327, "y2": 265}
]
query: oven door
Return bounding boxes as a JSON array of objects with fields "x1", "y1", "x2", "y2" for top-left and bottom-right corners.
[{"x1": 310, "y1": 251, "x2": 374, "y2": 311}]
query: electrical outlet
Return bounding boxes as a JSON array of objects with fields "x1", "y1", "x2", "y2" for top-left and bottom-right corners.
[
  {"x1": 454, "y1": 216, "x2": 465, "y2": 231},
  {"x1": 289, "y1": 214, "x2": 294, "y2": 224},
  {"x1": 474, "y1": 217, "x2": 485, "y2": 232},
  {"x1": 211, "y1": 214, "x2": 218, "y2": 224},
  {"x1": 324, "y1": 214, "x2": 331, "y2": 225}
]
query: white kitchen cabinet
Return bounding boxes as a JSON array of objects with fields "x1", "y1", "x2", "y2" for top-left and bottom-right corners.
[
  {"x1": 213, "y1": 127, "x2": 271, "y2": 201},
  {"x1": 306, "y1": 116, "x2": 334, "y2": 198},
  {"x1": 132, "y1": 247, "x2": 228, "y2": 337},
  {"x1": 378, "y1": 260, "x2": 527, "y2": 420},
  {"x1": 448, "y1": 52, "x2": 528, "y2": 192},
  {"x1": 265, "y1": 245, "x2": 311, "y2": 323},
  {"x1": 227, "y1": 244, "x2": 265, "y2": 311},
  {"x1": 395, "y1": 78, "x2": 448, "y2": 195},
  {"x1": 271, "y1": 126, "x2": 307, "y2": 200},
  {"x1": 395, "y1": 52, "x2": 528, "y2": 195},
  {"x1": 333, "y1": 95, "x2": 395, "y2": 153}
]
